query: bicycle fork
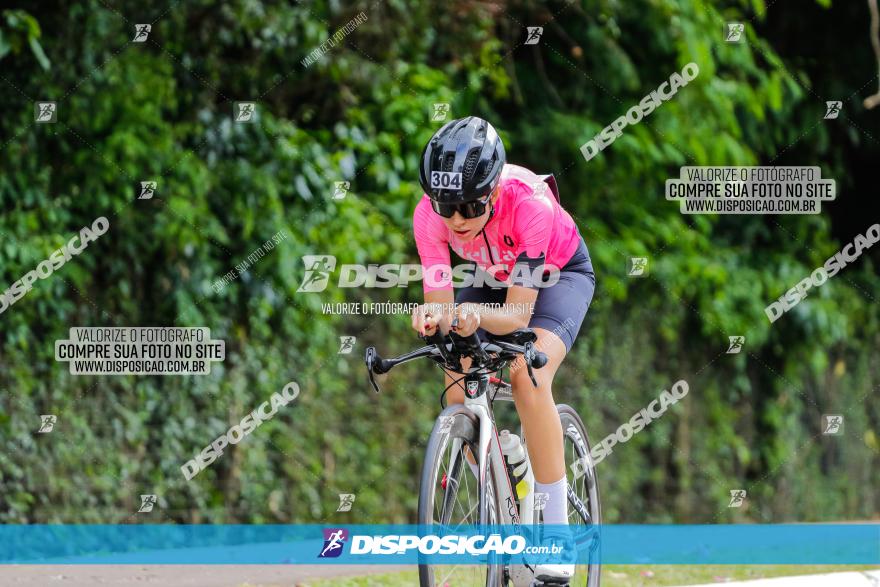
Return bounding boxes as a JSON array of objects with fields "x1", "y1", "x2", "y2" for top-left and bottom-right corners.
[{"x1": 446, "y1": 374, "x2": 524, "y2": 529}]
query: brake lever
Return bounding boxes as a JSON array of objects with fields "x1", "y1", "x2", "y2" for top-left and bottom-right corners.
[
  {"x1": 364, "y1": 347, "x2": 380, "y2": 393},
  {"x1": 524, "y1": 341, "x2": 538, "y2": 387},
  {"x1": 422, "y1": 329, "x2": 459, "y2": 370}
]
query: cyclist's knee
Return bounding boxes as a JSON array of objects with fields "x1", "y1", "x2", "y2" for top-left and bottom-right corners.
[
  {"x1": 446, "y1": 383, "x2": 465, "y2": 404},
  {"x1": 510, "y1": 364, "x2": 541, "y2": 390},
  {"x1": 510, "y1": 367, "x2": 554, "y2": 407},
  {"x1": 510, "y1": 331, "x2": 564, "y2": 399}
]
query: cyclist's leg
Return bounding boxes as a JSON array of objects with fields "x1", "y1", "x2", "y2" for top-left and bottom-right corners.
[
  {"x1": 509, "y1": 244, "x2": 594, "y2": 581},
  {"x1": 510, "y1": 269, "x2": 593, "y2": 582},
  {"x1": 509, "y1": 328, "x2": 568, "y2": 482},
  {"x1": 509, "y1": 265, "x2": 595, "y2": 509}
]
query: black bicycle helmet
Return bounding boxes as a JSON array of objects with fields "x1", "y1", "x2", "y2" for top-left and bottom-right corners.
[{"x1": 419, "y1": 116, "x2": 506, "y2": 203}]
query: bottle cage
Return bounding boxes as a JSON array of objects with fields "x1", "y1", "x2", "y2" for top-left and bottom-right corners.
[{"x1": 538, "y1": 173, "x2": 560, "y2": 203}]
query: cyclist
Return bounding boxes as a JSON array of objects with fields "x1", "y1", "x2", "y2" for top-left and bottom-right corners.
[{"x1": 411, "y1": 116, "x2": 595, "y2": 583}]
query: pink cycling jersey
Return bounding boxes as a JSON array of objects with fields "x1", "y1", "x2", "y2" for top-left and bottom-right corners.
[{"x1": 413, "y1": 164, "x2": 581, "y2": 293}]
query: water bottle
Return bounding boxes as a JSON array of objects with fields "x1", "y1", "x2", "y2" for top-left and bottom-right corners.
[{"x1": 499, "y1": 430, "x2": 532, "y2": 501}]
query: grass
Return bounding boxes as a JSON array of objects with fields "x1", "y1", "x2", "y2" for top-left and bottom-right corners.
[{"x1": 300, "y1": 564, "x2": 880, "y2": 586}]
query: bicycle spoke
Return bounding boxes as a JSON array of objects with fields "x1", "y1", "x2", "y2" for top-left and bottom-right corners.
[
  {"x1": 425, "y1": 438, "x2": 490, "y2": 586},
  {"x1": 435, "y1": 447, "x2": 480, "y2": 527},
  {"x1": 559, "y1": 409, "x2": 602, "y2": 587},
  {"x1": 436, "y1": 564, "x2": 480, "y2": 586}
]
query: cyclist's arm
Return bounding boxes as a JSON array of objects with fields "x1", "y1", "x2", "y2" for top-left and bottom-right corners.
[
  {"x1": 413, "y1": 199, "x2": 456, "y2": 335},
  {"x1": 414, "y1": 197, "x2": 454, "y2": 294},
  {"x1": 466, "y1": 285, "x2": 536, "y2": 334}
]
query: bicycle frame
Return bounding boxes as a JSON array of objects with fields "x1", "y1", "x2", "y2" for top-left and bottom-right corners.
[
  {"x1": 446, "y1": 372, "x2": 535, "y2": 531},
  {"x1": 446, "y1": 371, "x2": 595, "y2": 533},
  {"x1": 445, "y1": 371, "x2": 578, "y2": 587},
  {"x1": 368, "y1": 330, "x2": 599, "y2": 585}
]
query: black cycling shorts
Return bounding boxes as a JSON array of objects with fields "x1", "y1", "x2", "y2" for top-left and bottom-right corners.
[{"x1": 455, "y1": 236, "x2": 595, "y2": 353}]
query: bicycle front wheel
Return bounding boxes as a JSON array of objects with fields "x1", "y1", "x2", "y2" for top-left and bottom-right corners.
[{"x1": 418, "y1": 403, "x2": 504, "y2": 587}]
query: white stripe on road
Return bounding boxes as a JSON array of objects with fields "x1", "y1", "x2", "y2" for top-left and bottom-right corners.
[{"x1": 673, "y1": 570, "x2": 880, "y2": 587}]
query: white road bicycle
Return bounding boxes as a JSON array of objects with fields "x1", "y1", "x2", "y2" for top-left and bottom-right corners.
[{"x1": 366, "y1": 326, "x2": 601, "y2": 586}]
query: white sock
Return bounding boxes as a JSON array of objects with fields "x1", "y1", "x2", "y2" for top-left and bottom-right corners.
[{"x1": 535, "y1": 476, "x2": 569, "y2": 525}]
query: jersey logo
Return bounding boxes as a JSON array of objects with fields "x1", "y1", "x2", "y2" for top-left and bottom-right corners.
[{"x1": 503, "y1": 234, "x2": 514, "y2": 247}]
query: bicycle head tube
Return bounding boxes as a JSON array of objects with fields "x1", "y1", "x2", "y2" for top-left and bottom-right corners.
[{"x1": 462, "y1": 372, "x2": 491, "y2": 400}]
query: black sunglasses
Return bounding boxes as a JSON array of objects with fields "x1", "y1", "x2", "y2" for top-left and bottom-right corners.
[{"x1": 430, "y1": 195, "x2": 491, "y2": 219}]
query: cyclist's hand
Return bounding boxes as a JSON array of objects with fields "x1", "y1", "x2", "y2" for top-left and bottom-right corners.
[
  {"x1": 451, "y1": 303, "x2": 481, "y2": 337},
  {"x1": 412, "y1": 304, "x2": 442, "y2": 337}
]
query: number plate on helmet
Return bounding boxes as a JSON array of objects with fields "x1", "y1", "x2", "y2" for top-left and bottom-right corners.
[{"x1": 430, "y1": 171, "x2": 462, "y2": 189}]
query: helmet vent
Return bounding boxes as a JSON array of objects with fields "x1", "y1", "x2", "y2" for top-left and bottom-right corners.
[
  {"x1": 480, "y1": 158, "x2": 494, "y2": 182},
  {"x1": 462, "y1": 149, "x2": 480, "y2": 179},
  {"x1": 442, "y1": 153, "x2": 455, "y2": 173}
]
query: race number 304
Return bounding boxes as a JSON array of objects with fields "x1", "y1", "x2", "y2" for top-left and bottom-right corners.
[{"x1": 430, "y1": 171, "x2": 462, "y2": 189}]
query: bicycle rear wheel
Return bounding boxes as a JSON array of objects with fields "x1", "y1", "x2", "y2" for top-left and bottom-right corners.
[
  {"x1": 418, "y1": 404, "x2": 504, "y2": 587},
  {"x1": 557, "y1": 403, "x2": 601, "y2": 587}
]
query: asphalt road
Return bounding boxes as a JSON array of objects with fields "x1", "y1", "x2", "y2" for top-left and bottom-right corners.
[{"x1": 0, "y1": 565, "x2": 412, "y2": 586}]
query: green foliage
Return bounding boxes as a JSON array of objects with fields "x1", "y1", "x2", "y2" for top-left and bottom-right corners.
[
  {"x1": 0, "y1": 0, "x2": 876, "y2": 525},
  {"x1": 0, "y1": 9, "x2": 50, "y2": 68}
]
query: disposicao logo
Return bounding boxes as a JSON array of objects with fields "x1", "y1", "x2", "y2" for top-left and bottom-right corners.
[
  {"x1": 296, "y1": 255, "x2": 560, "y2": 292},
  {"x1": 319, "y1": 528, "x2": 349, "y2": 558}
]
